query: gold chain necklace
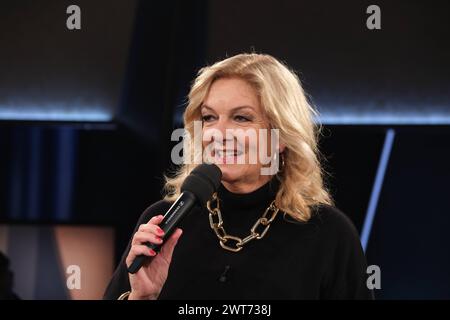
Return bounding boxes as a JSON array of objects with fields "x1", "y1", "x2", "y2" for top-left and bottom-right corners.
[{"x1": 206, "y1": 192, "x2": 280, "y2": 252}]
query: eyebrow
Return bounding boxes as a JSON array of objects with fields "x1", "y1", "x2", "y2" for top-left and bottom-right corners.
[{"x1": 201, "y1": 105, "x2": 255, "y2": 112}]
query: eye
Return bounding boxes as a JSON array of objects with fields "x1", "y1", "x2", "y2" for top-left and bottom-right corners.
[
  {"x1": 202, "y1": 114, "x2": 215, "y2": 122},
  {"x1": 234, "y1": 115, "x2": 250, "y2": 122}
]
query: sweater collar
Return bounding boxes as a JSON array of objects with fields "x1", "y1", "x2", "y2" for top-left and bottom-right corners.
[{"x1": 216, "y1": 176, "x2": 280, "y2": 211}]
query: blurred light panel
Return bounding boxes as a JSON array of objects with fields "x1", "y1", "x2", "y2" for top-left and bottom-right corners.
[
  {"x1": 316, "y1": 106, "x2": 450, "y2": 125},
  {"x1": 361, "y1": 129, "x2": 395, "y2": 251},
  {"x1": 0, "y1": 106, "x2": 112, "y2": 122},
  {"x1": 316, "y1": 111, "x2": 450, "y2": 125}
]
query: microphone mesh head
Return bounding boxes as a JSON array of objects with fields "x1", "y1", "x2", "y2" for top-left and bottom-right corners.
[{"x1": 181, "y1": 164, "x2": 222, "y2": 206}]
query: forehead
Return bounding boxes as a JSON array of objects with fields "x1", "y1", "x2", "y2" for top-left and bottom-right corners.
[{"x1": 202, "y1": 77, "x2": 260, "y2": 112}]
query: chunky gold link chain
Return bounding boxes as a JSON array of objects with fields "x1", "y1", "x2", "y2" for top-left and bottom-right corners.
[{"x1": 206, "y1": 192, "x2": 280, "y2": 252}]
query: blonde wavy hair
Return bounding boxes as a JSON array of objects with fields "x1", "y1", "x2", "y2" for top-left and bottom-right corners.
[{"x1": 163, "y1": 53, "x2": 333, "y2": 222}]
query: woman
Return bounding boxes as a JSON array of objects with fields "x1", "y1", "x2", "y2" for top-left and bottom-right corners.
[{"x1": 104, "y1": 53, "x2": 373, "y2": 300}]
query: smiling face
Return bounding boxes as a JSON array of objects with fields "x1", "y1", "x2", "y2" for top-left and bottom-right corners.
[{"x1": 200, "y1": 77, "x2": 278, "y2": 193}]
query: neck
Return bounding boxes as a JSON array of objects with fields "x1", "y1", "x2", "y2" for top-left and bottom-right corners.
[{"x1": 221, "y1": 175, "x2": 272, "y2": 194}]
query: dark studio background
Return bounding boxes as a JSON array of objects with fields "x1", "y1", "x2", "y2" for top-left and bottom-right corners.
[{"x1": 0, "y1": 0, "x2": 449, "y2": 299}]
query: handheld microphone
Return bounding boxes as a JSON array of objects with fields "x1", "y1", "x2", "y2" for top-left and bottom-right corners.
[{"x1": 127, "y1": 163, "x2": 222, "y2": 274}]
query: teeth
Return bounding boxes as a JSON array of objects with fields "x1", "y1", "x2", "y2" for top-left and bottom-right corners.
[{"x1": 216, "y1": 150, "x2": 243, "y2": 157}]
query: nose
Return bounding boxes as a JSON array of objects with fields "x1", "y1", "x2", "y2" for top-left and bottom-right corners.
[{"x1": 206, "y1": 117, "x2": 234, "y2": 146}]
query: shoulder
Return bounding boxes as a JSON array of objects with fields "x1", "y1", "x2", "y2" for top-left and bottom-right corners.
[
  {"x1": 309, "y1": 204, "x2": 366, "y2": 258},
  {"x1": 305, "y1": 205, "x2": 372, "y2": 299},
  {"x1": 311, "y1": 204, "x2": 360, "y2": 238},
  {"x1": 283, "y1": 204, "x2": 361, "y2": 247}
]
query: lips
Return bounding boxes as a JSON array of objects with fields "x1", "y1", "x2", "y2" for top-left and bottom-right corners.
[
  {"x1": 213, "y1": 149, "x2": 244, "y2": 164},
  {"x1": 214, "y1": 149, "x2": 244, "y2": 157}
]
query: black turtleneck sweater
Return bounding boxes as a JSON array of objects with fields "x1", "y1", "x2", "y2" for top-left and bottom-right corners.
[{"x1": 104, "y1": 178, "x2": 373, "y2": 300}]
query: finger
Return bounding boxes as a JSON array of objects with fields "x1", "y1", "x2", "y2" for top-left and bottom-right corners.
[
  {"x1": 159, "y1": 228, "x2": 183, "y2": 263},
  {"x1": 132, "y1": 230, "x2": 163, "y2": 246},
  {"x1": 148, "y1": 215, "x2": 164, "y2": 225},
  {"x1": 126, "y1": 244, "x2": 156, "y2": 268},
  {"x1": 137, "y1": 223, "x2": 165, "y2": 237}
]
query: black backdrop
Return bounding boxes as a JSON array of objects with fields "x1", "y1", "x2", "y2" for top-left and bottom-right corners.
[{"x1": 0, "y1": 0, "x2": 449, "y2": 299}]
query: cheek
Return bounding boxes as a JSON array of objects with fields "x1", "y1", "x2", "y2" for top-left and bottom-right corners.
[
  {"x1": 240, "y1": 128, "x2": 259, "y2": 151},
  {"x1": 248, "y1": 129, "x2": 270, "y2": 154},
  {"x1": 201, "y1": 128, "x2": 210, "y2": 146},
  {"x1": 201, "y1": 128, "x2": 216, "y2": 153}
]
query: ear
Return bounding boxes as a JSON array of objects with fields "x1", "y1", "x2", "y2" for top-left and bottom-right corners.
[{"x1": 279, "y1": 142, "x2": 286, "y2": 154}]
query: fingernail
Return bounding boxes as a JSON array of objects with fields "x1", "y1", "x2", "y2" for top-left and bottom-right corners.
[
  {"x1": 149, "y1": 249, "x2": 156, "y2": 255},
  {"x1": 157, "y1": 227, "x2": 164, "y2": 235}
]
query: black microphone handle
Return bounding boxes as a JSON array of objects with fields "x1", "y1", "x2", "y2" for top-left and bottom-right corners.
[{"x1": 127, "y1": 191, "x2": 197, "y2": 274}]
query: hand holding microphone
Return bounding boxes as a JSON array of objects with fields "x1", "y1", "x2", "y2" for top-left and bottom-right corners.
[
  {"x1": 125, "y1": 215, "x2": 183, "y2": 300},
  {"x1": 125, "y1": 163, "x2": 222, "y2": 300}
]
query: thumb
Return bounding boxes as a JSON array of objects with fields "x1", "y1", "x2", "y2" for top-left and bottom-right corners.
[{"x1": 159, "y1": 228, "x2": 183, "y2": 263}]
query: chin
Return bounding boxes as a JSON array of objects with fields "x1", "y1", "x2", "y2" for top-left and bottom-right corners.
[{"x1": 216, "y1": 164, "x2": 246, "y2": 183}]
